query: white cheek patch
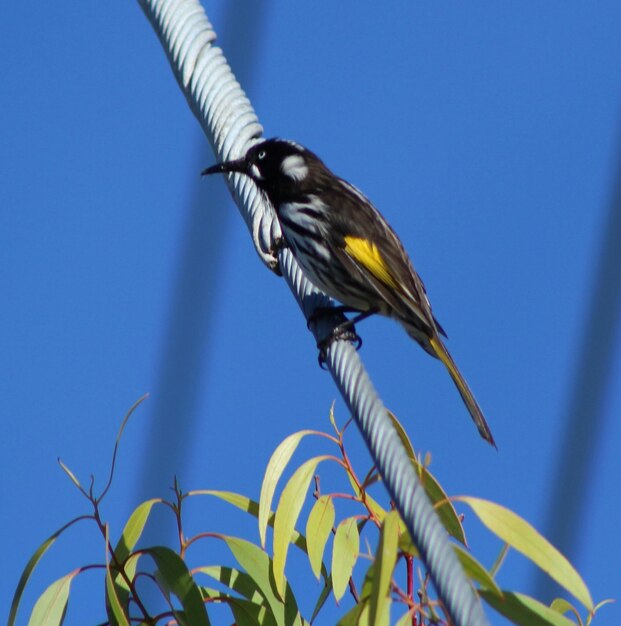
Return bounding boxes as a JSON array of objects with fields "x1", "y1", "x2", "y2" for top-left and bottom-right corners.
[
  {"x1": 280, "y1": 154, "x2": 309, "y2": 182},
  {"x1": 250, "y1": 163, "x2": 263, "y2": 180}
]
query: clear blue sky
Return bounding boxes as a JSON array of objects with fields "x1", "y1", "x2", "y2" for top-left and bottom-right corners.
[{"x1": 2, "y1": 2, "x2": 620, "y2": 624}]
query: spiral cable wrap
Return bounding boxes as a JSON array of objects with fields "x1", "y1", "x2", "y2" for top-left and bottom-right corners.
[{"x1": 138, "y1": 1, "x2": 489, "y2": 624}]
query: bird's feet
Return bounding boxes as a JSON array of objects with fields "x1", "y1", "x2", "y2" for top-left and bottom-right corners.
[
  {"x1": 316, "y1": 321, "x2": 363, "y2": 369},
  {"x1": 266, "y1": 236, "x2": 288, "y2": 276},
  {"x1": 306, "y1": 305, "x2": 358, "y2": 331}
]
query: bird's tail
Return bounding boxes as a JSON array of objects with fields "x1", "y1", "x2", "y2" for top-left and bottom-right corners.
[{"x1": 429, "y1": 336, "x2": 496, "y2": 448}]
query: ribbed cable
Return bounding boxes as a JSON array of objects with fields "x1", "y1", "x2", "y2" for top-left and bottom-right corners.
[{"x1": 137, "y1": 2, "x2": 489, "y2": 624}]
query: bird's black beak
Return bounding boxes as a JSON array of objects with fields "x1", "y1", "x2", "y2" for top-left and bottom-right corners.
[{"x1": 201, "y1": 157, "x2": 248, "y2": 177}]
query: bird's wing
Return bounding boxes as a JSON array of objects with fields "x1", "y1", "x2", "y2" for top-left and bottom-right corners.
[
  {"x1": 327, "y1": 178, "x2": 446, "y2": 338},
  {"x1": 332, "y1": 235, "x2": 436, "y2": 338}
]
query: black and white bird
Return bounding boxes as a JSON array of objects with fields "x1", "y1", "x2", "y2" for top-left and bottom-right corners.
[{"x1": 203, "y1": 139, "x2": 495, "y2": 447}]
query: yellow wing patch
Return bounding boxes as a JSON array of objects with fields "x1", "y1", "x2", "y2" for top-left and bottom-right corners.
[{"x1": 343, "y1": 236, "x2": 399, "y2": 289}]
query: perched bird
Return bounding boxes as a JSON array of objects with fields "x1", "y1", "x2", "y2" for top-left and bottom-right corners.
[{"x1": 203, "y1": 139, "x2": 495, "y2": 447}]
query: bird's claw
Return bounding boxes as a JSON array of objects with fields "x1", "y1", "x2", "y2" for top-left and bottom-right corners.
[
  {"x1": 266, "y1": 236, "x2": 287, "y2": 276},
  {"x1": 317, "y1": 326, "x2": 363, "y2": 369}
]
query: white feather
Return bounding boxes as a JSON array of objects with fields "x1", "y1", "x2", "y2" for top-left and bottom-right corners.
[{"x1": 280, "y1": 154, "x2": 309, "y2": 182}]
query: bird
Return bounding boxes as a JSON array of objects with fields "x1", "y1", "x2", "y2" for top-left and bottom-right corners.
[{"x1": 202, "y1": 138, "x2": 495, "y2": 447}]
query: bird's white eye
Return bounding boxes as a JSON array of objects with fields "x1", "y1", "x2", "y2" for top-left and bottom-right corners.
[{"x1": 257, "y1": 150, "x2": 266, "y2": 160}]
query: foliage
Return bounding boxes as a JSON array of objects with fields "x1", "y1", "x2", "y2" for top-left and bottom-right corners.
[{"x1": 9, "y1": 399, "x2": 612, "y2": 626}]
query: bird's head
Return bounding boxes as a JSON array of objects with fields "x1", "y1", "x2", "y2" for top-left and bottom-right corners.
[{"x1": 202, "y1": 138, "x2": 319, "y2": 201}]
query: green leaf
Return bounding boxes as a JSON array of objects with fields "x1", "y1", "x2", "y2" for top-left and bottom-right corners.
[
  {"x1": 228, "y1": 597, "x2": 269, "y2": 626},
  {"x1": 192, "y1": 490, "x2": 312, "y2": 555},
  {"x1": 387, "y1": 410, "x2": 465, "y2": 543},
  {"x1": 386, "y1": 410, "x2": 416, "y2": 459},
  {"x1": 194, "y1": 490, "x2": 259, "y2": 515},
  {"x1": 258, "y1": 430, "x2": 318, "y2": 549},
  {"x1": 104, "y1": 521, "x2": 131, "y2": 626},
  {"x1": 143, "y1": 546, "x2": 210, "y2": 626},
  {"x1": 106, "y1": 554, "x2": 140, "y2": 626},
  {"x1": 200, "y1": 587, "x2": 271, "y2": 626},
  {"x1": 550, "y1": 598, "x2": 582, "y2": 624},
  {"x1": 221, "y1": 535, "x2": 303, "y2": 626},
  {"x1": 396, "y1": 518, "x2": 418, "y2": 558},
  {"x1": 345, "y1": 470, "x2": 386, "y2": 523},
  {"x1": 416, "y1": 462, "x2": 466, "y2": 544},
  {"x1": 460, "y1": 497, "x2": 593, "y2": 610},
  {"x1": 27, "y1": 571, "x2": 76, "y2": 626},
  {"x1": 56, "y1": 459, "x2": 86, "y2": 496},
  {"x1": 309, "y1": 576, "x2": 332, "y2": 624},
  {"x1": 337, "y1": 601, "x2": 366, "y2": 626},
  {"x1": 358, "y1": 560, "x2": 376, "y2": 603},
  {"x1": 369, "y1": 510, "x2": 399, "y2": 626},
  {"x1": 306, "y1": 495, "x2": 335, "y2": 579},
  {"x1": 331, "y1": 517, "x2": 360, "y2": 602},
  {"x1": 196, "y1": 565, "x2": 269, "y2": 613},
  {"x1": 273, "y1": 455, "x2": 330, "y2": 598},
  {"x1": 194, "y1": 489, "x2": 334, "y2": 596},
  {"x1": 358, "y1": 602, "x2": 372, "y2": 626},
  {"x1": 114, "y1": 498, "x2": 160, "y2": 564},
  {"x1": 481, "y1": 590, "x2": 579, "y2": 626},
  {"x1": 105, "y1": 564, "x2": 130, "y2": 626},
  {"x1": 394, "y1": 610, "x2": 416, "y2": 626},
  {"x1": 328, "y1": 403, "x2": 339, "y2": 434},
  {"x1": 9, "y1": 517, "x2": 88, "y2": 626},
  {"x1": 453, "y1": 544, "x2": 502, "y2": 597}
]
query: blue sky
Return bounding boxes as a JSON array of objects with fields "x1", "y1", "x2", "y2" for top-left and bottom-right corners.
[{"x1": 2, "y1": 2, "x2": 620, "y2": 624}]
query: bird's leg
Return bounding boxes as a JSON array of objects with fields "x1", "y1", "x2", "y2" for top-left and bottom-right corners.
[
  {"x1": 306, "y1": 305, "x2": 359, "y2": 330},
  {"x1": 316, "y1": 309, "x2": 378, "y2": 368},
  {"x1": 331, "y1": 309, "x2": 376, "y2": 335},
  {"x1": 266, "y1": 236, "x2": 288, "y2": 276}
]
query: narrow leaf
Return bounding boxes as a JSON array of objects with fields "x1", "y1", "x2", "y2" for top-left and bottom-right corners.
[
  {"x1": 417, "y1": 463, "x2": 466, "y2": 543},
  {"x1": 196, "y1": 565, "x2": 266, "y2": 607},
  {"x1": 460, "y1": 497, "x2": 593, "y2": 610},
  {"x1": 144, "y1": 546, "x2": 210, "y2": 626},
  {"x1": 453, "y1": 545, "x2": 502, "y2": 596},
  {"x1": 386, "y1": 410, "x2": 416, "y2": 459},
  {"x1": 345, "y1": 470, "x2": 386, "y2": 523},
  {"x1": 228, "y1": 597, "x2": 269, "y2": 626},
  {"x1": 105, "y1": 522, "x2": 131, "y2": 626},
  {"x1": 114, "y1": 498, "x2": 161, "y2": 564},
  {"x1": 306, "y1": 495, "x2": 335, "y2": 579},
  {"x1": 387, "y1": 411, "x2": 465, "y2": 543},
  {"x1": 550, "y1": 598, "x2": 582, "y2": 624},
  {"x1": 106, "y1": 553, "x2": 140, "y2": 626},
  {"x1": 258, "y1": 430, "x2": 318, "y2": 549},
  {"x1": 394, "y1": 610, "x2": 416, "y2": 626},
  {"x1": 192, "y1": 490, "x2": 310, "y2": 554},
  {"x1": 9, "y1": 517, "x2": 89, "y2": 626},
  {"x1": 369, "y1": 510, "x2": 399, "y2": 626},
  {"x1": 27, "y1": 571, "x2": 76, "y2": 626},
  {"x1": 358, "y1": 601, "x2": 372, "y2": 626},
  {"x1": 309, "y1": 576, "x2": 332, "y2": 624},
  {"x1": 480, "y1": 590, "x2": 579, "y2": 626},
  {"x1": 273, "y1": 455, "x2": 330, "y2": 598},
  {"x1": 328, "y1": 403, "x2": 338, "y2": 434},
  {"x1": 221, "y1": 535, "x2": 303, "y2": 626},
  {"x1": 56, "y1": 459, "x2": 85, "y2": 495},
  {"x1": 201, "y1": 586, "x2": 273, "y2": 626},
  {"x1": 222, "y1": 538, "x2": 283, "y2": 624},
  {"x1": 337, "y1": 601, "x2": 366, "y2": 626},
  {"x1": 192, "y1": 490, "x2": 259, "y2": 515},
  {"x1": 331, "y1": 517, "x2": 360, "y2": 601},
  {"x1": 105, "y1": 563, "x2": 130, "y2": 626}
]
